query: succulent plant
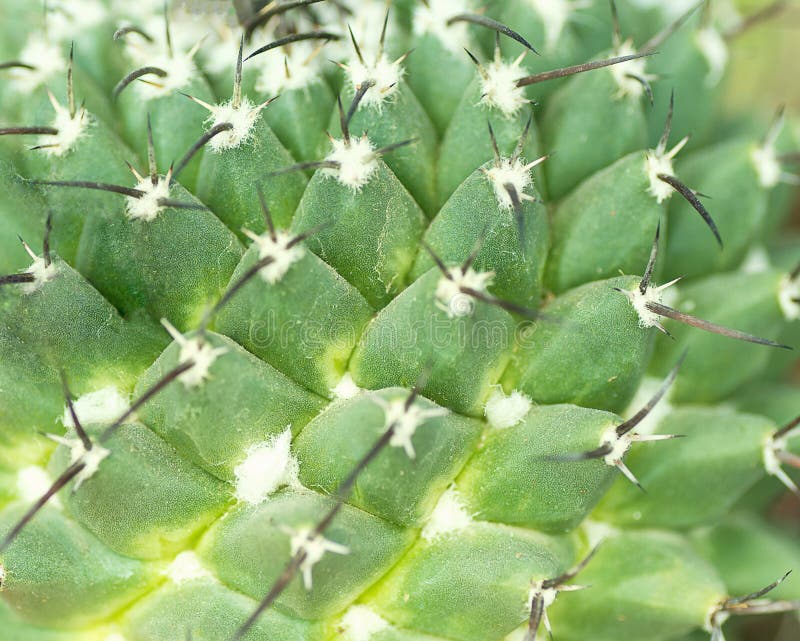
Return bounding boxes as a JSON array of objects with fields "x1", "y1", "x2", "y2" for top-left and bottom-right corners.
[{"x1": 0, "y1": 1, "x2": 798, "y2": 640}]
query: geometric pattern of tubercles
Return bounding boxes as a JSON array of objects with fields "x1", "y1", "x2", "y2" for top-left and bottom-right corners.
[{"x1": 0, "y1": 2, "x2": 798, "y2": 641}]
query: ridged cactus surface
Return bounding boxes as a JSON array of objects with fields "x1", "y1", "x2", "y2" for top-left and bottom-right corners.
[{"x1": 0, "y1": 1, "x2": 799, "y2": 641}]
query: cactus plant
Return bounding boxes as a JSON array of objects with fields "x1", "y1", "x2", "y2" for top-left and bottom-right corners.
[{"x1": 0, "y1": 1, "x2": 798, "y2": 641}]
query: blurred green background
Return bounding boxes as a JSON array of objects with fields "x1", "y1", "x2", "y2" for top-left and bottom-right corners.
[
  {"x1": 726, "y1": 1, "x2": 800, "y2": 112},
  {"x1": 726, "y1": 0, "x2": 800, "y2": 232}
]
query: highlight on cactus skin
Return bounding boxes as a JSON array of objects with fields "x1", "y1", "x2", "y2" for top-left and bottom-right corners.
[{"x1": 0, "y1": 1, "x2": 798, "y2": 641}]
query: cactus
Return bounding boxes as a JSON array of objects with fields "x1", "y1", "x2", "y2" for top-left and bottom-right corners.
[{"x1": 0, "y1": 1, "x2": 798, "y2": 641}]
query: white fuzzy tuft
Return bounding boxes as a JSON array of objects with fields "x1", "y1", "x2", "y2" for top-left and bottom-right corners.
[
  {"x1": 136, "y1": 52, "x2": 198, "y2": 100},
  {"x1": 485, "y1": 388, "x2": 532, "y2": 429},
  {"x1": 484, "y1": 156, "x2": 543, "y2": 209},
  {"x1": 339, "y1": 606, "x2": 390, "y2": 641},
  {"x1": 778, "y1": 275, "x2": 800, "y2": 321},
  {"x1": 125, "y1": 176, "x2": 170, "y2": 221},
  {"x1": 332, "y1": 373, "x2": 362, "y2": 400},
  {"x1": 33, "y1": 89, "x2": 91, "y2": 158},
  {"x1": 203, "y1": 96, "x2": 268, "y2": 151},
  {"x1": 695, "y1": 27, "x2": 729, "y2": 88},
  {"x1": 254, "y1": 40, "x2": 324, "y2": 94},
  {"x1": 62, "y1": 387, "x2": 130, "y2": 429},
  {"x1": 46, "y1": 433, "x2": 110, "y2": 490},
  {"x1": 46, "y1": 103, "x2": 89, "y2": 157},
  {"x1": 435, "y1": 267, "x2": 495, "y2": 318},
  {"x1": 9, "y1": 37, "x2": 64, "y2": 94},
  {"x1": 618, "y1": 278, "x2": 681, "y2": 329},
  {"x1": 234, "y1": 429, "x2": 299, "y2": 504},
  {"x1": 644, "y1": 136, "x2": 689, "y2": 203},
  {"x1": 17, "y1": 466, "x2": 57, "y2": 504},
  {"x1": 751, "y1": 142, "x2": 782, "y2": 189},
  {"x1": 21, "y1": 255, "x2": 58, "y2": 295},
  {"x1": 243, "y1": 229, "x2": 305, "y2": 284},
  {"x1": 529, "y1": 0, "x2": 585, "y2": 51},
  {"x1": 161, "y1": 319, "x2": 228, "y2": 387},
  {"x1": 479, "y1": 55, "x2": 528, "y2": 117},
  {"x1": 412, "y1": 0, "x2": 471, "y2": 53},
  {"x1": 422, "y1": 486, "x2": 472, "y2": 541},
  {"x1": 609, "y1": 41, "x2": 655, "y2": 100},
  {"x1": 740, "y1": 246, "x2": 771, "y2": 274},
  {"x1": 163, "y1": 551, "x2": 211, "y2": 584},
  {"x1": 325, "y1": 136, "x2": 379, "y2": 190},
  {"x1": 47, "y1": 0, "x2": 108, "y2": 42},
  {"x1": 347, "y1": 56, "x2": 404, "y2": 109},
  {"x1": 599, "y1": 424, "x2": 633, "y2": 465}
]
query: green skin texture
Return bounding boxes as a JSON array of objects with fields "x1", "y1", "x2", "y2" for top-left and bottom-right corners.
[
  {"x1": 690, "y1": 513, "x2": 800, "y2": 602},
  {"x1": 663, "y1": 138, "x2": 769, "y2": 281},
  {"x1": 650, "y1": 269, "x2": 788, "y2": 403},
  {"x1": 196, "y1": 115, "x2": 308, "y2": 237},
  {"x1": 412, "y1": 162, "x2": 549, "y2": 309},
  {"x1": 198, "y1": 489, "x2": 414, "y2": 620},
  {"x1": 0, "y1": 161, "x2": 48, "y2": 273},
  {"x1": 0, "y1": 600, "x2": 108, "y2": 641},
  {"x1": 0, "y1": 328, "x2": 62, "y2": 467},
  {"x1": 350, "y1": 268, "x2": 517, "y2": 416},
  {"x1": 37, "y1": 117, "x2": 140, "y2": 266},
  {"x1": 542, "y1": 62, "x2": 648, "y2": 201},
  {"x1": 265, "y1": 81, "x2": 335, "y2": 165},
  {"x1": 735, "y1": 381, "x2": 800, "y2": 426},
  {"x1": 546, "y1": 150, "x2": 665, "y2": 293},
  {"x1": 214, "y1": 246, "x2": 374, "y2": 398},
  {"x1": 458, "y1": 404, "x2": 620, "y2": 533},
  {"x1": 435, "y1": 74, "x2": 543, "y2": 207},
  {"x1": 502, "y1": 275, "x2": 655, "y2": 414},
  {"x1": 0, "y1": 258, "x2": 167, "y2": 398},
  {"x1": 294, "y1": 388, "x2": 483, "y2": 527},
  {"x1": 0, "y1": 2, "x2": 799, "y2": 641},
  {"x1": 368, "y1": 523, "x2": 575, "y2": 641},
  {"x1": 0, "y1": 504, "x2": 158, "y2": 628},
  {"x1": 645, "y1": 22, "x2": 722, "y2": 148},
  {"x1": 291, "y1": 160, "x2": 427, "y2": 309},
  {"x1": 53, "y1": 422, "x2": 230, "y2": 560},
  {"x1": 135, "y1": 331, "x2": 327, "y2": 482},
  {"x1": 546, "y1": 530, "x2": 726, "y2": 641},
  {"x1": 116, "y1": 76, "x2": 216, "y2": 193},
  {"x1": 336, "y1": 81, "x2": 439, "y2": 216},
  {"x1": 404, "y1": 34, "x2": 475, "y2": 137},
  {"x1": 123, "y1": 578, "x2": 326, "y2": 641},
  {"x1": 595, "y1": 408, "x2": 776, "y2": 529},
  {"x1": 76, "y1": 181, "x2": 244, "y2": 332}
]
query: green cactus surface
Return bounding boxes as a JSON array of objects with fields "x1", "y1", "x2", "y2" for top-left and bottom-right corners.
[{"x1": 0, "y1": 2, "x2": 798, "y2": 641}]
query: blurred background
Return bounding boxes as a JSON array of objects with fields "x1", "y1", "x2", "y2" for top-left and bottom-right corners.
[
  {"x1": 726, "y1": 1, "x2": 800, "y2": 111},
  {"x1": 728, "y1": 6, "x2": 800, "y2": 640}
]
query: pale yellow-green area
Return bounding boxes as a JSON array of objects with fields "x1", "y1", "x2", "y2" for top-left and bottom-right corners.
[{"x1": 725, "y1": 0, "x2": 800, "y2": 111}]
